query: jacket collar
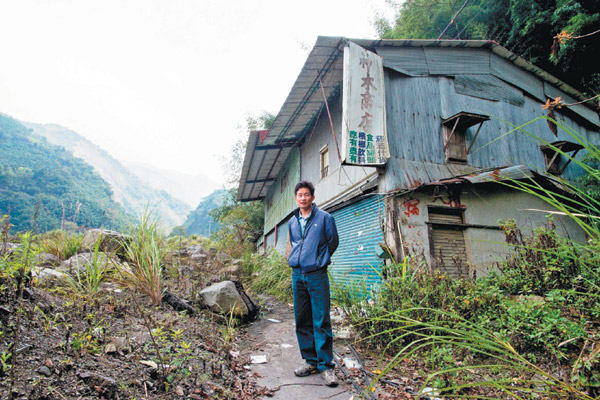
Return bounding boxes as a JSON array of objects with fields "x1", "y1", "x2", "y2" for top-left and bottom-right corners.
[{"x1": 293, "y1": 202, "x2": 318, "y2": 219}]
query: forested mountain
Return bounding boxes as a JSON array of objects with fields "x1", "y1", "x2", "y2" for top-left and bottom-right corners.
[
  {"x1": 181, "y1": 189, "x2": 228, "y2": 236},
  {"x1": 0, "y1": 114, "x2": 132, "y2": 232},
  {"x1": 25, "y1": 122, "x2": 191, "y2": 228}
]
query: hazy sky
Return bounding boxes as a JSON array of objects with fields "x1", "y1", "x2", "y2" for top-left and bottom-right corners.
[{"x1": 0, "y1": 0, "x2": 395, "y2": 185}]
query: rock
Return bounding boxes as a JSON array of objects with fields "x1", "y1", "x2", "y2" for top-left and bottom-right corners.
[
  {"x1": 33, "y1": 253, "x2": 62, "y2": 268},
  {"x1": 216, "y1": 251, "x2": 232, "y2": 263},
  {"x1": 32, "y1": 267, "x2": 65, "y2": 282},
  {"x1": 81, "y1": 229, "x2": 130, "y2": 255},
  {"x1": 200, "y1": 281, "x2": 249, "y2": 317},
  {"x1": 104, "y1": 343, "x2": 117, "y2": 354},
  {"x1": 0, "y1": 242, "x2": 20, "y2": 256},
  {"x1": 191, "y1": 252, "x2": 208, "y2": 262},
  {"x1": 232, "y1": 280, "x2": 260, "y2": 322},
  {"x1": 508, "y1": 294, "x2": 545, "y2": 305},
  {"x1": 38, "y1": 366, "x2": 52, "y2": 377},
  {"x1": 162, "y1": 290, "x2": 197, "y2": 315},
  {"x1": 217, "y1": 264, "x2": 240, "y2": 276},
  {"x1": 59, "y1": 252, "x2": 118, "y2": 274},
  {"x1": 78, "y1": 371, "x2": 118, "y2": 397}
]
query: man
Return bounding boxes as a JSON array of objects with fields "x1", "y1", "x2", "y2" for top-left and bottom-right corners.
[{"x1": 287, "y1": 180, "x2": 339, "y2": 387}]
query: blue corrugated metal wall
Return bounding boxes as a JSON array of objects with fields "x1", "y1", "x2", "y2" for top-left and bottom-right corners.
[{"x1": 329, "y1": 195, "x2": 385, "y2": 296}]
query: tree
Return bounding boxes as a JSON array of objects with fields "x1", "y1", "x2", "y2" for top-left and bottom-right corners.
[{"x1": 209, "y1": 112, "x2": 275, "y2": 255}]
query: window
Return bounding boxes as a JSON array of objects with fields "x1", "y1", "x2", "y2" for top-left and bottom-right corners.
[
  {"x1": 441, "y1": 112, "x2": 489, "y2": 164},
  {"x1": 320, "y1": 145, "x2": 329, "y2": 179},
  {"x1": 428, "y1": 207, "x2": 471, "y2": 279},
  {"x1": 541, "y1": 141, "x2": 583, "y2": 175}
]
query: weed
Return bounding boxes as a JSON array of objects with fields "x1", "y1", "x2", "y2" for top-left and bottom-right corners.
[
  {"x1": 34, "y1": 306, "x2": 63, "y2": 335},
  {"x1": 118, "y1": 209, "x2": 170, "y2": 306},
  {"x1": 63, "y1": 235, "x2": 113, "y2": 298},
  {"x1": 38, "y1": 230, "x2": 83, "y2": 260},
  {"x1": 220, "y1": 309, "x2": 238, "y2": 344}
]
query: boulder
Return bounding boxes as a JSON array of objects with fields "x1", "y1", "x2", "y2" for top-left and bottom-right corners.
[
  {"x1": 33, "y1": 253, "x2": 62, "y2": 268},
  {"x1": 200, "y1": 281, "x2": 249, "y2": 318},
  {"x1": 59, "y1": 252, "x2": 118, "y2": 274},
  {"x1": 81, "y1": 229, "x2": 129, "y2": 255},
  {"x1": 32, "y1": 267, "x2": 65, "y2": 282}
]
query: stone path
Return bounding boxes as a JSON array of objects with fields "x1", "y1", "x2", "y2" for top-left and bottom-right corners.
[{"x1": 240, "y1": 298, "x2": 353, "y2": 400}]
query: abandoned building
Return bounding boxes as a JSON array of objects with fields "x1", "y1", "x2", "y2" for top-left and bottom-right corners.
[{"x1": 237, "y1": 36, "x2": 599, "y2": 289}]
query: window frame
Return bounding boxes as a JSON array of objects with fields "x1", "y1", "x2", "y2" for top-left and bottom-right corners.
[{"x1": 320, "y1": 145, "x2": 329, "y2": 179}]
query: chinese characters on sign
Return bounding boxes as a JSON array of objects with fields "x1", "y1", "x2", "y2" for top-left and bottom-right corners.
[{"x1": 342, "y1": 42, "x2": 389, "y2": 165}]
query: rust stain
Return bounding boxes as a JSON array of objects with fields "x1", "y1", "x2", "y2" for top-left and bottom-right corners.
[
  {"x1": 490, "y1": 169, "x2": 502, "y2": 181},
  {"x1": 405, "y1": 172, "x2": 423, "y2": 188}
]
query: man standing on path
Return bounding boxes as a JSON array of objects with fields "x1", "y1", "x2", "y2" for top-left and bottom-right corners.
[{"x1": 287, "y1": 181, "x2": 339, "y2": 387}]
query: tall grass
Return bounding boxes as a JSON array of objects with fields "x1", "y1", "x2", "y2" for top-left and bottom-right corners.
[
  {"x1": 118, "y1": 210, "x2": 170, "y2": 306},
  {"x1": 63, "y1": 236, "x2": 113, "y2": 298},
  {"x1": 38, "y1": 230, "x2": 83, "y2": 260},
  {"x1": 241, "y1": 250, "x2": 292, "y2": 303}
]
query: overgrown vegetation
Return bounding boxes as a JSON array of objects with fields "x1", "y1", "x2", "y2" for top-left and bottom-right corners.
[
  {"x1": 240, "y1": 250, "x2": 291, "y2": 304},
  {"x1": 331, "y1": 118, "x2": 600, "y2": 398},
  {"x1": 0, "y1": 210, "x2": 266, "y2": 399}
]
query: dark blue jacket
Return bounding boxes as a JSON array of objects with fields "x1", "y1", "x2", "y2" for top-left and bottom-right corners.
[{"x1": 288, "y1": 203, "x2": 339, "y2": 273}]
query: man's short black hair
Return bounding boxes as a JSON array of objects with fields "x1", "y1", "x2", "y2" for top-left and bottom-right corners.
[{"x1": 294, "y1": 181, "x2": 315, "y2": 196}]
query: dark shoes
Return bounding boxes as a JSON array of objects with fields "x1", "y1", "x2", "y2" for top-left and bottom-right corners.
[
  {"x1": 294, "y1": 362, "x2": 318, "y2": 377},
  {"x1": 322, "y1": 369, "x2": 338, "y2": 387}
]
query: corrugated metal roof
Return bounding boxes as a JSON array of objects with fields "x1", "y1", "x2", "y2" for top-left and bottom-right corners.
[{"x1": 238, "y1": 36, "x2": 596, "y2": 202}]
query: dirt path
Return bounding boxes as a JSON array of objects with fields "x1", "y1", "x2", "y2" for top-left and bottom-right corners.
[{"x1": 239, "y1": 297, "x2": 353, "y2": 400}]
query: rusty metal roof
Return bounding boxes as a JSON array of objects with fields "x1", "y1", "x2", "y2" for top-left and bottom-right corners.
[{"x1": 238, "y1": 36, "x2": 593, "y2": 202}]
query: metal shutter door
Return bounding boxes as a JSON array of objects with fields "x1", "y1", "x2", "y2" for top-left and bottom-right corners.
[
  {"x1": 330, "y1": 195, "x2": 385, "y2": 296},
  {"x1": 429, "y1": 211, "x2": 469, "y2": 278}
]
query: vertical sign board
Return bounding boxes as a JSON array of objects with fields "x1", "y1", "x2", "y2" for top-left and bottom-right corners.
[{"x1": 342, "y1": 42, "x2": 389, "y2": 165}]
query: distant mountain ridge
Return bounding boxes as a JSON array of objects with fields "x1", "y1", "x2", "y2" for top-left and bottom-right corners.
[
  {"x1": 0, "y1": 114, "x2": 132, "y2": 232},
  {"x1": 124, "y1": 161, "x2": 220, "y2": 208},
  {"x1": 182, "y1": 189, "x2": 228, "y2": 236},
  {"x1": 24, "y1": 121, "x2": 191, "y2": 228}
]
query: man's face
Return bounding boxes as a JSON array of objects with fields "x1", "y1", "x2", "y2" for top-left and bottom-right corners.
[{"x1": 295, "y1": 187, "x2": 315, "y2": 210}]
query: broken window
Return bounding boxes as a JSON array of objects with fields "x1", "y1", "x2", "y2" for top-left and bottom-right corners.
[
  {"x1": 541, "y1": 141, "x2": 583, "y2": 175},
  {"x1": 428, "y1": 207, "x2": 471, "y2": 279},
  {"x1": 441, "y1": 112, "x2": 489, "y2": 164},
  {"x1": 320, "y1": 145, "x2": 329, "y2": 179}
]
